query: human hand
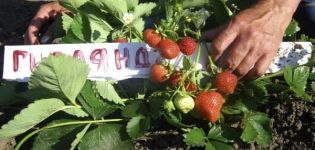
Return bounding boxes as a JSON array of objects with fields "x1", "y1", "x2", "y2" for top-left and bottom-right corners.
[
  {"x1": 24, "y1": 2, "x2": 67, "y2": 44},
  {"x1": 202, "y1": 0, "x2": 301, "y2": 79}
]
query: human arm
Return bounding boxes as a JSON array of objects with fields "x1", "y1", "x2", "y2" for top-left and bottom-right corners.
[
  {"x1": 202, "y1": 0, "x2": 301, "y2": 79},
  {"x1": 24, "y1": 1, "x2": 68, "y2": 44}
]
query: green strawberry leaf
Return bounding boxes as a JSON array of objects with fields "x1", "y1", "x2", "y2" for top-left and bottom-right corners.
[
  {"x1": 243, "y1": 80, "x2": 268, "y2": 104},
  {"x1": 148, "y1": 91, "x2": 172, "y2": 119},
  {"x1": 92, "y1": 0, "x2": 127, "y2": 18},
  {"x1": 183, "y1": 127, "x2": 207, "y2": 147},
  {"x1": 95, "y1": 81, "x2": 124, "y2": 105},
  {"x1": 133, "y1": 3, "x2": 156, "y2": 19},
  {"x1": 183, "y1": 56, "x2": 192, "y2": 70},
  {"x1": 0, "y1": 98, "x2": 66, "y2": 139},
  {"x1": 78, "y1": 80, "x2": 118, "y2": 119},
  {"x1": 205, "y1": 141, "x2": 234, "y2": 150},
  {"x1": 122, "y1": 101, "x2": 148, "y2": 118},
  {"x1": 284, "y1": 66, "x2": 311, "y2": 101},
  {"x1": 126, "y1": 0, "x2": 139, "y2": 10},
  {"x1": 70, "y1": 123, "x2": 91, "y2": 150},
  {"x1": 0, "y1": 81, "x2": 21, "y2": 106},
  {"x1": 80, "y1": 80, "x2": 104, "y2": 108},
  {"x1": 311, "y1": 82, "x2": 315, "y2": 92},
  {"x1": 78, "y1": 123, "x2": 132, "y2": 150},
  {"x1": 61, "y1": 13, "x2": 90, "y2": 42},
  {"x1": 126, "y1": 115, "x2": 151, "y2": 139},
  {"x1": 62, "y1": 107, "x2": 89, "y2": 118},
  {"x1": 183, "y1": 0, "x2": 209, "y2": 8},
  {"x1": 61, "y1": 13, "x2": 73, "y2": 33},
  {"x1": 132, "y1": 18, "x2": 145, "y2": 36},
  {"x1": 85, "y1": 12, "x2": 112, "y2": 42},
  {"x1": 164, "y1": 111, "x2": 192, "y2": 128},
  {"x1": 60, "y1": 0, "x2": 89, "y2": 13},
  {"x1": 195, "y1": 71, "x2": 212, "y2": 89},
  {"x1": 29, "y1": 55, "x2": 89, "y2": 106},
  {"x1": 32, "y1": 119, "x2": 83, "y2": 150},
  {"x1": 241, "y1": 111, "x2": 272, "y2": 148},
  {"x1": 285, "y1": 19, "x2": 300, "y2": 37},
  {"x1": 208, "y1": 125, "x2": 231, "y2": 143},
  {"x1": 210, "y1": 0, "x2": 232, "y2": 25}
]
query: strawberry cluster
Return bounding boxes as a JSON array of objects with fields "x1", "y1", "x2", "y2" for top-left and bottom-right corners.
[
  {"x1": 143, "y1": 28, "x2": 197, "y2": 59},
  {"x1": 195, "y1": 70, "x2": 238, "y2": 123}
]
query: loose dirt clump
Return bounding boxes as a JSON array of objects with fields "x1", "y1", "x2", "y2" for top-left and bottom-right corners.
[{"x1": 263, "y1": 98, "x2": 315, "y2": 150}]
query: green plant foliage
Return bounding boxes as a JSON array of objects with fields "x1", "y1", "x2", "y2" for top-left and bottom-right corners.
[
  {"x1": 0, "y1": 99, "x2": 66, "y2": 139},
  {"x1": 205, "y1": 141, "x2": 234, "y2": 150},
  {"x1": 184, "y1": 128, "x2": 207, "y2": 146},
  {"x1": 285, "y1": 19, "x2": 300, "y2": 37},
  {"x1": 241, "y1": 111, "x2": 272, "y2": 148},
  {"x1": 207, "y1": 125, "x2": 232, "y2": 143},
  {"x1": 183, "y1": 0, "x2": 209, "y2": 8},
  {"x1": 184, "y1": 126, "x2": 234, "y2": 149},
  {"x1": 60, "y1": 0, "x2": 89, "y2": 12},
  {"x1": 32, "y1": 119, "x2": 82, "y2": 150},
  {"x1": 122, "y1": 101, "x2": 148, "y2": 118},
  {"x1": 78, "y1": 80, "x2": 118, "y2": 119},
  {"x1": 210, "y1": 0, "x2": 232, "y2": 24},
  {"x1": 95, "y1": 81, "x2": 124, "y2": 105},
  {"x1": 126, "y1": 115, "x2": 150, "y2": 139},
  {"x1": 70, "y1": 123, "x2": 91, "y2": 150},
  {"x1": 28, "y1": 55, "x2": 89, "y2": 106},
  {"x1": 62, "y1": 107, "x2": 89, "y2": 118},
  {"x1": 133, "y1": 3, "x2": 156, "y2": 19},
  {"x1": 78, "y1": 123, "x2": 132, "y2": 150},
  {"x1": 0, "y1": 81, "x2": 20, "y2": 106},
  {"x1": 92, "y1": 0, "x2": 127, "y2": 18},
  {"x1": 284, "y1": 66, "x2": 311, "y2": 101},
  {"x1": 61, "y1": 13, "x2": 73, "y2": 33}
]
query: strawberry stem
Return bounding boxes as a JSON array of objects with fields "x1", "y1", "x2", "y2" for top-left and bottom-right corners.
[{"x1": 15, "y1": 118, "x2": 126, "y2": 150}]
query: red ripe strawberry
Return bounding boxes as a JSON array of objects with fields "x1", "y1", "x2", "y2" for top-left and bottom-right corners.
[
  {"x1": 178, "y1": 36, "x2": 197, "y2": 56},
  {"x1": 149, "y1": 64, "x2": 168, "y2": 83},
  {"x1": 143, "y1": 29, "x2": 161, "y2": 48},
  {"x1": 194, "y1": 91, "x2": 224, "y2": 123},
  {"x1": 213, "y1": 70, "x2": 238, "y2": 95},
  {"x1": 158, "y1": 38, "x2": 180, "y2": 59},
  {"x1": 168, "y1": 71, "x2": 182, "y2": 87},
  {"x1": 185, "y1": 82, "x2": 198, "y2": 93},
  {"x1": 113, "y1": 37, "x2": 128, "y2": 43}
]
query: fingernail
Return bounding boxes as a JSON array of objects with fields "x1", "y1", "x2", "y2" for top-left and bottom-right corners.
[{"x1": 40, "y1": 35, "x2": 50, "y2": 44}]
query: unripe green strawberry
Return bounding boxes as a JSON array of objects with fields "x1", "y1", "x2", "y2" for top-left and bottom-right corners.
[
  {"x1": 158, "y1": 38, "x2": 180, "y2": 59},
  {"x1": 163, "y1": 100, "x2": 176, "y2": 112},
  {"x1": 143, "y1": 28, "x2": 161, "y2": 48},
  {"x1": 194, "y1": 91, "x2": 223, "y2": 123},
  {"x1": 173, "y1": 94, "x2": 195, "y2": 114},
  {"x1": 178, "y1": 36, "x2": 197, "y2": 56},
  {"x1": 213, "y1": 70, "x2": 238, "y2": 95}
]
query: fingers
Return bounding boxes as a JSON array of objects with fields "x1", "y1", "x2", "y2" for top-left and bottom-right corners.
[
  {"x1": 216, "y1": 35, "x2": 251, "y2": 71},
  {"x1": 245, "y1": 52, "x2": 277, "y2": 80},
  {"x1": 233, "y1": 49, "x2": 261, "y2": 78},
  {"x1": 24, "y1": 2, "x2": 61, "y2": 44},
  {"x1": 210, "y1": 21, "x2": 239, "y2": 61},
  {"x1": 25, "y1": 18, "x2": 45, "y2": 44}
]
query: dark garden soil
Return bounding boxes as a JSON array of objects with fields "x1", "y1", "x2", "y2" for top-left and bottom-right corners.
[{"x1": 0, "y1": 1, "x2": 315, "y2": 150}]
